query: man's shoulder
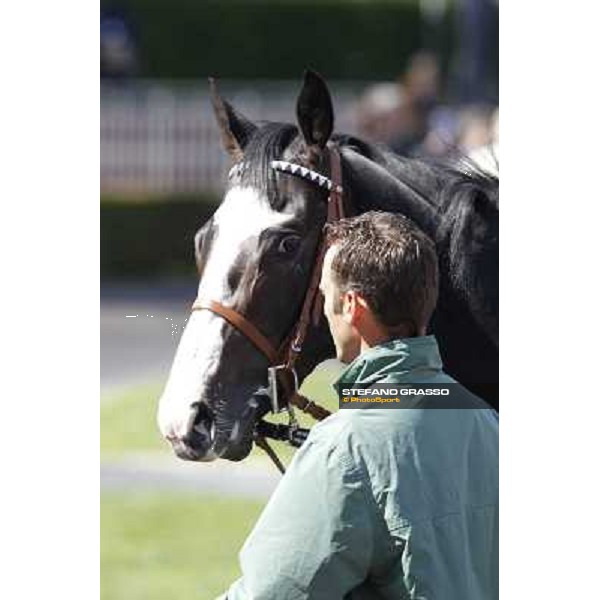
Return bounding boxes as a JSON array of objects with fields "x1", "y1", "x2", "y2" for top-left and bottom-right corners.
[
  {"x1": 298, "y1": 411, "x2": 373, "y2": 472},
  {"x1": 308, "y1": 397, "x2": 497, "y2": 463},
  {"x1": 305, "y1": 407, "x2": 411, "y2": 468},
  {"x1": 306, "y1": 411, "x2": 357, "y2": 449}
]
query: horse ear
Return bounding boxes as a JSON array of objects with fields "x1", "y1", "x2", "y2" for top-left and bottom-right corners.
[
  {"x1": 209, "y1": 78, "x2": 257, "y2": 161},
  {"x1": 296, "y1": 70, "x2": 334, "y2": 150}
]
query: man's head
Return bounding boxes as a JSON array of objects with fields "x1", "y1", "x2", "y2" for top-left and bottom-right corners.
[{"x1": 319, "y1": 211, "x2": 439, "y2": 363}]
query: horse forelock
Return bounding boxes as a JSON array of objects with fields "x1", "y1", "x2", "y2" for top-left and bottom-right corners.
[{"x1": 236, "y1": 122, "x2": 299, "y2": 211}]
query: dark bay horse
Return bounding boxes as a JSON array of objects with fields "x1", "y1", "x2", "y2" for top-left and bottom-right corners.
[{"x1": 157, "y1": 71, "x2": 498, "y2": 462}]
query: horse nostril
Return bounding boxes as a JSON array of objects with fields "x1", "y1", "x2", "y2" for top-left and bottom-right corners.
[{"x1": 184, "y1": 404, "x2": 215, "y2": 451}]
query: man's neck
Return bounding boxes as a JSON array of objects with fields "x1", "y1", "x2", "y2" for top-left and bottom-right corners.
[
  {"x1": 360, "y1": 335, "x2": 384, "y2": 355},
  {"x1": 359, "y1": 325, "x2": 425, "y2": 354}
]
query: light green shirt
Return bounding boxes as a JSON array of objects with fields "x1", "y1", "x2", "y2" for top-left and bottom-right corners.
[{"x1": 221, "y1": 336, "x2": 498, "y2": 599}]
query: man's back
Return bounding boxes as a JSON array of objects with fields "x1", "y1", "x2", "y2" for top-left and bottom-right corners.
[
  {"x1": 331, "y1": 335, "x2": 498, "y2": 598},
  {"x1": 224, "y1": 336, "x2": 498, "y2": 600},
  {"x1": 328, "y1": 401, "x2": 499, "y2": 599}
]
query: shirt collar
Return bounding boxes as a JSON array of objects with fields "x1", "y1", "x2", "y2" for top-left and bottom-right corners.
[{"x1": 333, "y1": 335, "x2": 443, "y2": 387}]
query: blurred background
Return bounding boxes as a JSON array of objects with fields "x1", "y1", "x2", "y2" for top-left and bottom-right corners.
[{"x1": 100, "y1": 1, "x2": 498, "y2": 598}]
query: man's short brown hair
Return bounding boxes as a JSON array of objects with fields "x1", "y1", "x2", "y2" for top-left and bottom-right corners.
[{"x1": 325, "y1": 211, "x2": 439, "y2": 332}]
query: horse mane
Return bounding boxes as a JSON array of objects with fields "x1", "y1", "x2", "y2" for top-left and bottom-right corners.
[
  {"x1": 238, "y1": 122, "x2": 298, "y2": 210},
  {"x1": 333, "y1": 135, "x2": 499, "y2": 301},
  {"x1": 432, "y1": 158, "x2": 498, "y2": 293}
]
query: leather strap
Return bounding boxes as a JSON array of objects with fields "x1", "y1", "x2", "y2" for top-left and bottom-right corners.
[
  {"x1": 253, "y1": 434, "x2": 286, "y2": 474},
  {"x1": 289, "y1": 391, "x2": 331, "y2": 420},
  {"x1": 279, "y1": 146, "x2": 343, "y2": 422},
  {"x1": 283, "y1": 146, "x2": 345, "y2": 374},
  {"x1": 191, "y1": 300, "x2": 280, "y2": 365}
]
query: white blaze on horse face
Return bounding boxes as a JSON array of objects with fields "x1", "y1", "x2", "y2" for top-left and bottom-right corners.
[
  {"x1": 197, "y1": 185, "x2": 291, "y2": 299},
  {"x1": 157, "y1": 186, "x2": 291, "y2": 451}
]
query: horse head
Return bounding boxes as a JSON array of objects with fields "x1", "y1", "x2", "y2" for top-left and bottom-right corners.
[{"x1": 157, "y1": 72, "x2": 337, "y2": 462}]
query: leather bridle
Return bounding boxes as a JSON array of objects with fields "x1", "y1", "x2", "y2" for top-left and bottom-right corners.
[{"x1": 191, "y1": 143, "x2": 347, "y2": 472}]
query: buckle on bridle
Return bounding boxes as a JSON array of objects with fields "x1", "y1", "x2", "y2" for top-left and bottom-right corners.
[{"x1": 267, "y1": 364, "x2": 299, "y2": 414}]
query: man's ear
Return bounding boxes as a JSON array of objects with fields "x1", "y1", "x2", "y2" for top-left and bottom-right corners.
[
  {"x1": 343, "y1": 292, "x2": 369, "y2": 326},
  {"x1": 209, "y1": 78, "x2": 257, "y2": 162},
  {"x1": 296, "y1": 70, "x2": 334, "y2": 151},
  {"x1": 342, "y1": 291, "x2": 357, "y2": 325}
]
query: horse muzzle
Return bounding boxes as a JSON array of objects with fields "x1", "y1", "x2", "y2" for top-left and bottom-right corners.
[{"x1": 164, "y1": 393, "x2": 268, "y2": 462}]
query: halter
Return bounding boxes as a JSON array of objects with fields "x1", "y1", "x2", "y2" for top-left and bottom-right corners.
[{"x1": 191, "y1": 143, "x2": 347, "y2": 472}]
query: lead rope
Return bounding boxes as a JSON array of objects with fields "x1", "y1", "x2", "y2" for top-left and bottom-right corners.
[{"x1": 254, "y1": 434, "x2": 286, "y2": 474}]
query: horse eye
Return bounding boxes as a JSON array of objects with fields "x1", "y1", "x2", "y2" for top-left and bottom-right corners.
[{"x1": 278, "y1": 235, "x2": 301, "y2": 255}]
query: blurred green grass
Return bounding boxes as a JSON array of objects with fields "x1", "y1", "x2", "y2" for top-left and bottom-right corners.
[
  {"x1": 101, "y1": 492, "x2": 265, "y2": 600},
  {"x1": 100, "y1": 361, "x2": 343, "y2": 466},
  {"x1": 101, "y1": 364, "x2": 345, "y2": 599},
  {"x1": 101, "y1": 382, "x2": 168, "y2": 456}
]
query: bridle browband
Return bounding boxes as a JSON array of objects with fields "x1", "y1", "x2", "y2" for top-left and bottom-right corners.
[
  {"x1": 191, "y1": 143, "x2": 347, "y2": 473},
  {"x1": 270, "y1": 160, "x2": 343, "y2": 194}
]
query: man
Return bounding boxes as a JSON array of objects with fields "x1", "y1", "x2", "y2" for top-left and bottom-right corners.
[{"x1": 218, "y1": 212, "x2": 498, "y2": 599}]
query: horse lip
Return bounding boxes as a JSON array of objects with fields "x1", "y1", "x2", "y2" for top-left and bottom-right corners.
[
  {"x1": 211, "y1": 398, "x2": 262, "y2": 459},
  {"x1": 209, "y1": 435, "x2": 228, "y2": 458},
  {"x1": 173, "y1": 431, "x2": 224, "y2": 462},
  {"x1": 172, "y1": 439, "x2": 210, "y2": 461},
  {"x1": 220, "y1": 439, "x2": 253, "y2": 461}
]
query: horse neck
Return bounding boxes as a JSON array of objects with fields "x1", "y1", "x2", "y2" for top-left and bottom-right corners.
[
  {"x1": 290, "y1": 149, "x2": 486, "y2": 385},
  {"x1": 292, "y1": 151, "x2": 445, "y2": 386},
  {"x1": 341, "y1": 149, "x2": 441, "y2": 237}
]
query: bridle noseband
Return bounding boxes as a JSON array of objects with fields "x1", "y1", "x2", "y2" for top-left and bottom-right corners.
[{"x1": 191, "y1": 144, "x2": 347, "y2": 472}]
